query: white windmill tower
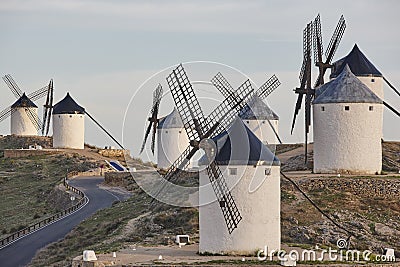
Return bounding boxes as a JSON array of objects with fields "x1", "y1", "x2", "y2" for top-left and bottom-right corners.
[
  {"x1": 0, "y1": 75, "x2": 53, "y2": 136},
  {"x1": 313, "y1": 65, "x2": 383, "y2": 174},
  {"x1": 211, "y1": 72, "x2": 282, "y2": 145},
  {"x1": 199, "y1": 118, "x2": 280, "y2": 253},
  {"x1": 151, "y1": 64, "x2": 281, "y2": 255},
  {"x1": 10, "y1": 93, "x2": 39, "y2": 136},
  {"x1": 330, "y1": 44, "x2": 384, "y2": 100},
  {"x1": 157, "y1": 108, "x2": 189, "y2": 169},
  {"x1": 52, "y1": 93, "x2": 85, "y2": 149}
]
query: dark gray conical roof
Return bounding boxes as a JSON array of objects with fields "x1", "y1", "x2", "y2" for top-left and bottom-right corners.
[
  {"x1": 239, "y1": 95, "x2": 279, "y2": 120},
  {"x1": 11, "y1": 93, "x2": 37, "y2": 108},
  {"x1": 330, "y1": 44, "x2": 382, "y2": 79},
  {"x1": 53, "y1": 93, "x2": 85, "y2": 114},
  {"x1": 314, "y1": 65, "x2": 382, "y2": 104},
  {"x1": 199, "y1": 118, "x2": 280, "y2": 166},
  {"x1": 157, "y1": 108, "x2": 184, "y2": 129}
]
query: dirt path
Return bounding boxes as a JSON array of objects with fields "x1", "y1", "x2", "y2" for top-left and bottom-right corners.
[{"x1": 277, "y1": 144, "x2": 313, "y2": 164}]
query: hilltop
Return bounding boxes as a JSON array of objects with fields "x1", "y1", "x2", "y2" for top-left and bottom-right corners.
[{"x1": 23, "y1": 141, "x2": 400, "y2": 266}]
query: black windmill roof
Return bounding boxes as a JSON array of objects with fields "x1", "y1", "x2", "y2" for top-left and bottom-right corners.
[
  {"x1": 314, "y1": 65, "x2": 382, "y2": 104},
  {"x1": 199, "y1": 118, "x2": 280, "y2": 166},
  {"x1": 53, "y1": 93, "x2": 85, "y2": 115},
  {"x1": 330, "y1": 44, "x2": 382, "y2": 79},
  {"x1": 11, "y1": 93, "x2": 37, "y2": 108},
  {"x1": 239, "y1": 95, "x2": 279, "y2": 120}
]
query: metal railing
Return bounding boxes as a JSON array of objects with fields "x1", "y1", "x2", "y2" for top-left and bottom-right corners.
[{"x1": 0, "y1": 176, "x2": 88, "y2": 249}]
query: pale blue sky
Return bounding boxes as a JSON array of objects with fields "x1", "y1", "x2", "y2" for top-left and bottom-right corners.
[{"x1": 0, "y1": 0, "x2": 399, "y2": 159}]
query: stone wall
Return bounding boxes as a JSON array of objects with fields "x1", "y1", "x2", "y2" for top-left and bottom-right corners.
[
  {"x1": 104, "y1": 171, "x2": 131, "y2": 185},
  {"x1": 3, "y1": 149, "x2": 61, "y2": 158},
  {"x1": 98, "y1": 149, "x2": 129, "y2": 158},
  {"x1": 299, "y1": 177, "x2": 400, "y2": 200}
]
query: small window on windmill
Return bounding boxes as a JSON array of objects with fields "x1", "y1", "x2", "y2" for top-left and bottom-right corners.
[
  {"x1": 246, "y1": 120, "x2": 249, "y2": 124},
  {"x1": 69, "y1": 115, "x2": 72, "y2": 118},
  {"x1": 178, "y1": 130, "x2": 182, "y2": 134},
  {"x1": 58, "y1": 115, "x2": 61, "y2": 118},
  {"x1": 229, "y1": 168, "x2": 237, "y2": 175},
  {"x1": 344, "y1": 106, "x2": 350, "y2": 111},
  {"x1": 262, "y1": 121, "x2": 266, "y2": 124},
  {"x1": 369, "y1": 106, "x2": 374, "y2": 111},
  {"x1": 371, "y1": 78, "x2": 375, "y2": 82},
  {"x1": 265, "y1": 168, "x2": 271, "y2": 176},
  {"x1": 165, "y1": 130, "x2": 168, "y2": 134},
  {"x1": 321, "y1": 106, "x2": 325, "y2": 111}
]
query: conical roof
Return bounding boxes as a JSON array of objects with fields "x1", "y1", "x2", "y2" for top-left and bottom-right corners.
[
  {"x1": 330, "y1": 44, "x2": 382, "y2": 79},
  {"x1": 11, "y1": 93, "x2": 37, "y2": 108},
  {"x1": 53, "y1": 93, "x2": 85, "y2": 114},
  {"x1": 157, "y1": 107, "x2": 184, "y2": 129},
  {"x1": 314, "y1": 65, "x2": 382, "y2": 104},
  {"x1": 239, "y1": 95, "x2": 279, "y2": 120},
  {"x1": 200, "y1": 118, "x2": 280, "y2": 166}
]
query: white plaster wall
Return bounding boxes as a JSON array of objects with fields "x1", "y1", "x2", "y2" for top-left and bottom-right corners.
[
  {"x1": 357, "y1": 76, "x2": 384, "y2": 101},
  {"x1": 11, "y1": 107, "x2": 38, "y2": 136},
  {"x1": 243, "y1": 119, "x2": 279, "y2": 145},
  {"x1": 157, "y1": 127, "x2": 190, "y2": 169},
  {"x1": 52, "y1": 114, "x2": 85, "y2": 149},
  {"x1": 313, "y1": 103, "x2": 383, "y2": 174},
  {"x1": 199, "y1": 165, "x2": 280, "y2": 254}
]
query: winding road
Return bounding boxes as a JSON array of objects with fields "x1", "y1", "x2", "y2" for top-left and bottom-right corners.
[{"x1": 0, "y1": 176, "x2": 129, "y2": 267}]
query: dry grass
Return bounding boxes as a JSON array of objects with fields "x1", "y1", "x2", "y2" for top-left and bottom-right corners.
[{"x1": 0, "y1": 152, "x2": 100, "y2": 238}]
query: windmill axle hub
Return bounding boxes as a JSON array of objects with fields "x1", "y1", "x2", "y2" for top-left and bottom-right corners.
[{"x1": 190, "y1": 140, "x2": 200, "y2": 148}]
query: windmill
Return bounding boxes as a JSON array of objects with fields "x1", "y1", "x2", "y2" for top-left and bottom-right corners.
[
  {"x1": 0, "y1": 74, "x2": 53, "y2": 135},
  {"x1": 291, "y1": 14, "x2": 346, "y2": 163},
  {"x1": 140, "y1": 84, "x2": 163, "y2": 154},
  {"x1": 151, "y1": 64, "x2": 265, "y2": 233},
  {"x1": 211, "y1": 72, "x2": 282, "y2": 144}
]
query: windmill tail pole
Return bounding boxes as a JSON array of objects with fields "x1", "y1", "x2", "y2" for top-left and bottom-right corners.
[
  {"x1": 85, "y1": 111, "x2": 125, "y2": 150},
  {"x1": 383, "y1": 101, "x2": 400, "y2": 118},
  {"x1": 266, "y1": 119, "x2": 283, "y2": 144},
  {"x1": 383, "y1": 76, "x2": 400, "y2": 97}
]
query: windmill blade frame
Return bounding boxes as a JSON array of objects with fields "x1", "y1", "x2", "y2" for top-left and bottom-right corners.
[
  {"x1": 166, "y1": 64, "x2": 207, "y2": 141},
  {"x1": 206, "y1": 161, "x2": 243, "y2": 233},
  {"x1": 139, "y1": 84, "x2": 163, "y2": 154},
  {"x1": 313, "y1": 14, "x2": 323, "y2": 66},
  {"x1": 212, "y1": 72, "x2": 282, "y2": 144},
  {"x1": 211, "y1": 72, "x2": 235, "y2": 99},
  {"x1": 3, "y1": 74, "x2": 23, "y2": 99},
  {"x1": 256, "y1": 74, "x2": 281, "y2": 99},
  {"x1": 0, "y1": 106, "x2": 12, "y2": 123},
  {"x1": 24, "y1": 107, "x2": 42, "y2": 131},
  {"x1": 42, "y1": 79, "x2": 54, "y2": 136},
  {"x1": 325, "y1": 15, "x2": 346, "y2": 64},
  {"x1": 313, "y1": 14, "x2": 346, "y2": 87},
  {"x1": 150, "y1": 84, "x2": 163, "y2": 154},
  {"x1": 291, "y1": 22, "x2": 313, "y2": 134},
  {"x1": 28, "y1": 85, "x2": 50, "y2": 102}
]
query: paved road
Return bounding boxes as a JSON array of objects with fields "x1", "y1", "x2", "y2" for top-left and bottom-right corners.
[{"x1": 0, "y1": 176, "x2": 128, "y2": 267}]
